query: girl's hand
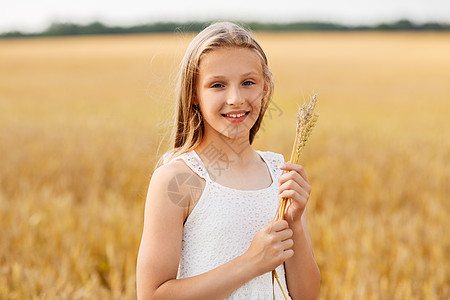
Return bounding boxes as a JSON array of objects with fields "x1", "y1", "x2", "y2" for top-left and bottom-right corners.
[
  {"x1": 279, "y1": 163, "x2": 311, "y2": 224},
  {"x1": 242, "y1": 220, "x2": 294, "y2": 277}
]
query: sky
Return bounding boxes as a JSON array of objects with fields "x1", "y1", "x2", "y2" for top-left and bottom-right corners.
[{"x1": 1, "y1": 0, "x2": 450, "y2": 33}]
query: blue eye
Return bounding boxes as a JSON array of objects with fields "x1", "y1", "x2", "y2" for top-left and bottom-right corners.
[
  {"x1": 211, "y1": 83, "x2": 224, "y2": 88},
  {"x1": 242, "y1": 81, "x2": 255, "y2": 86}
]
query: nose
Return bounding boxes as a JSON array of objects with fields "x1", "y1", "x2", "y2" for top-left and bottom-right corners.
[{"x1": 226, "y1": 85, "x2": 245, "y2": 106}]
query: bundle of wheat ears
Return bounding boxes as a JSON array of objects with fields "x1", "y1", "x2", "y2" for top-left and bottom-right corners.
[{"x1": 272, "y1": 94, "x2": 319, "y2": 300}]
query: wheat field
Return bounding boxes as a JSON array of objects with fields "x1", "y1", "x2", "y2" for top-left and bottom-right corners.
[{"x1": 0, "y1": 32, "x2": 449, "y2": 299}]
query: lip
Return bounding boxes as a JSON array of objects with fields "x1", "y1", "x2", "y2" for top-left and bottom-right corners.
[
  {"x1": 221, "y1": 110, "x2": 250, "y2": 123},
  {"x1": 222, "y1": 110, "x2": 248, "y2": 115}
]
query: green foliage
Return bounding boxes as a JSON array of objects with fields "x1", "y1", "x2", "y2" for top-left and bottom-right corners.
[{"x1": 1, "y1": 19, "x2": 450, "y2": 38}]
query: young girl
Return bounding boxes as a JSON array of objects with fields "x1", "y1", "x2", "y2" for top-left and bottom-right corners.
[{"x1": 136, "y1": 22, "x2": 320, "y2": 300}]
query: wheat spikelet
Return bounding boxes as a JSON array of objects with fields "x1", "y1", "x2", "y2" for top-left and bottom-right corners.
[
  {"x1": 276, "y1": 94, "x2": 319, "y2": 221},
  {"x1": 271, "y1": 94, "x2": 319, "y2": 299}
]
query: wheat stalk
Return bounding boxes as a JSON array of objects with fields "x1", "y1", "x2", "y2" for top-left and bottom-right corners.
[{"x1": 272, "y1": 94, "x2": 319, "y2": 299}]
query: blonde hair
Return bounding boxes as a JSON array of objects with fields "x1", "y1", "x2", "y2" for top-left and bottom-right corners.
[{"x1": 160, "y1": 21, "x2": 274, "y2": 165}]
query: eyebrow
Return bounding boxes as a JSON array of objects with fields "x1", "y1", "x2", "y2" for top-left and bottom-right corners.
[{"x1": 204, "y1": 71, "x2": 260, "y2": 81}]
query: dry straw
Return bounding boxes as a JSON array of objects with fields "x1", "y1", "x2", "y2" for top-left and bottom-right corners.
[{"x1": 272, "y1": 94, "x2": 319, "y2": 299}]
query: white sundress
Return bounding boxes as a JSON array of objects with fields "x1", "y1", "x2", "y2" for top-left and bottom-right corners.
[{"x1": 173, "y1": 149, "x2": 292, "y2": 300}]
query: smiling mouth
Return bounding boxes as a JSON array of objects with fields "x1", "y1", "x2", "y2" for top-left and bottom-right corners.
[{"x1": 221, "y1": 111, "x2": 250, "y2": 118}]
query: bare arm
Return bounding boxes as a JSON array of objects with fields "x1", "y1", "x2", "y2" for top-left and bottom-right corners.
[
  {"x1": 278, "y1": 163, "x2": 320, "y2": 300},
  {"x1": 148, "y1": 256, "x2": 254, "y2": 300},
  {"x1": 136, "y1": 161, "x2": 295, "y2": 300},
  {"x1": 284, "y1": 208, "x2": 320, "y2": 300}
]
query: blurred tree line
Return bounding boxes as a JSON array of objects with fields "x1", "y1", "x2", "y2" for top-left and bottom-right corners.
[{"x1": 1, "y1": 19, "x2": 449, "y2": 38}]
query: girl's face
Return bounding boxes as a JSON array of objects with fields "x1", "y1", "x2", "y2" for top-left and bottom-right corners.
[{"x1": 196, "y1": 47, "x2": 266, "y2": 142}]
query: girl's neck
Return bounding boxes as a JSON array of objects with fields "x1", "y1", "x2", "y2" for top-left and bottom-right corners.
[
  {"x1": 195, "y1": 133, "x2": 258, "y2": 167},
  {"x1": 194, "y1": 132, "x2": 271, "y2": 190}
]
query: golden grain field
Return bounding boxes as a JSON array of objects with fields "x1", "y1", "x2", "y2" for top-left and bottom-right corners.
[{"x1": 0, "y1": 32, "x2": 449, "y2": 299}]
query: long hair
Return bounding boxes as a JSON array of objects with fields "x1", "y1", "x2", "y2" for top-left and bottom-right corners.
[{"x1": 160, "y1": 22, "x2": 274, "y2": 165}]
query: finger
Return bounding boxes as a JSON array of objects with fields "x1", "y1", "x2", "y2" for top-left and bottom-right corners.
[
  {"x1": 280, "y1": 163, "x2": 307, "y2": 179},
  {"x1": 279, "y1": 238, "x2": 294, "y2": 250},
  {"x1": 279, "y1": 170, "x2": 310, "y2": 192},
  {"x1": 280, "y1": 190, "x2": 309, "y2": 207},
  {"x1": 279, "y1": 183, "x2": 310, "y2": 202},
  {"x1": 279, "y1": 179, "x2": 302, "y2": 195},
  {"x1": 278, "y1": 169, "x2": 302, "y2": 185},
  {"x1": 282, "y1": 249, "x2": 294, "y2": 260},
  {"x1": 269, "y1": 220, "x2": 289, "y2": 232},
  {"x1": 279, "y1": 176, "x2": 310, "y2": 198},
  {"x1": 279, "y1": 189, "x2": 302, "y2": 203},
  {"x1": 280, "y1": 163, "x2": 309, "y2": 184},
  {"x1": 276, "y1": 228, "x2": 293, "y2": 241}
]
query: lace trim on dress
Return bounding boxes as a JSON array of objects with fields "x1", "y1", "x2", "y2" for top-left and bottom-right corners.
[
  {"x1": 176, "y1": 149, "x2": 284, "y2": 186},
  {"x1": 257, "y1": 150, "x2": 285, "y2": 182},
  {"x1": 174, "y1": 151, "x2": 210, "y2": 181}
]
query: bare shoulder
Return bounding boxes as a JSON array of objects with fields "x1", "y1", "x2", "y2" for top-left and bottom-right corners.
[
  {"x1": 150, "y1": 158, "x2": 193, "y2": 184},
  {"x1": 147, "y1": 160, "x2": 189, "y2": 205},
  {"x1": 137, "y1": 158, "x2": 201, "y2": 296},
  {"x1": 149, "y1": 158, "x2": 197, "y2": 195},
  {"x1": 147, "y1": 158, "x2": 205, "y2": 215}
]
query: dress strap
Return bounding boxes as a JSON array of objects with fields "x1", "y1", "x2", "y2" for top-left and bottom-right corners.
[
  {"x1": 173, "y1": 150, "x2": 211, "y2": 181},
  {"x1": 257, "y1": 150, "x2": 285, "y2": 180},
  {"x1": 175, "y1": 150, "x2": 284, "y2": 182}
]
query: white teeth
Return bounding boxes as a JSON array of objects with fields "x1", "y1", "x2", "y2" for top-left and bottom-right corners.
[{"x1": 225, "y1": 112, "x2": 246, "y2": 118}]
